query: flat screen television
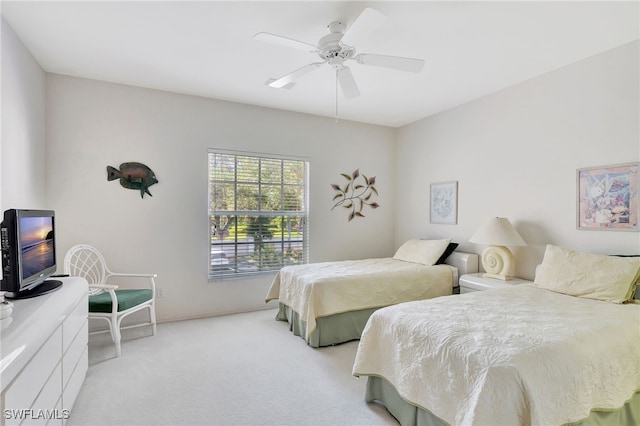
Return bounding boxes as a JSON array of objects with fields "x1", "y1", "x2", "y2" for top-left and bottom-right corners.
[{"x1": 1, "y1": 209, "x2": 62, "y2": 299}]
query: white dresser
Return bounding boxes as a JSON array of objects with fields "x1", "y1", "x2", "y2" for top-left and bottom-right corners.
[{"x1": 1, "y1": 277, "x2": 88, "y2": 426}]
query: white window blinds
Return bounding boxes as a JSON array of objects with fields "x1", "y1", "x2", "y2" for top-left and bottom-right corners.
[{"x1": 208, "y1": 150, "x2": 309, "y2": 280}]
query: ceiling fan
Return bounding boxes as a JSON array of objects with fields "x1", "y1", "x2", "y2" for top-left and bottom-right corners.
[{"x1": 253, "y1": 8, "x2": 425, "y2": 100}]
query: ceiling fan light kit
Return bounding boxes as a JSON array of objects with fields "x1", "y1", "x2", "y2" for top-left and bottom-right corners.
[
  {"x1": 265, "y1": 78, "x2": 295, "y2": 90},
  {"x1": 254, "y1": 7, "x2": 425, "y2": 116}
]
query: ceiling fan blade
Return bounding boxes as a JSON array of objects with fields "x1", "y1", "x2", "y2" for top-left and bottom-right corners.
[
  {"x1": 337, "y1": 67, "x2": 360, "y2": 99},
  {"x1": 355, "y1": 53, "x2": 425, "y2": 73},
  {"x1": 253, "y1": 32, "x2": 318, "y2": 52},
  {"x1": 268, "y1": 62, "x2": 325, "y2": 88},
  {"x1": 340, "y1": 8, "x2": 387, "y2": 47}
]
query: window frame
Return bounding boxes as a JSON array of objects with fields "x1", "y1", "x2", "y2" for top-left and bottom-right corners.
[{"x1": 208, "y1": 149, "x2": 309, "y2": 281}]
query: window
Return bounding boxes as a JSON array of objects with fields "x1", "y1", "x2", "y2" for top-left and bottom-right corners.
[{"x1": 208, "y1": 150, "x2": 309, "y2": 280}]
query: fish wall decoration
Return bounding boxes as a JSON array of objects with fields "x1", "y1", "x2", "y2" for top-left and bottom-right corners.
[{"x1": 107, "y1": 162, "x2": 158, "y2": 198}]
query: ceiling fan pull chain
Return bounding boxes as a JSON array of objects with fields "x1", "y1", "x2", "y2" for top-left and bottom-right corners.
[{"x1": 335, "y1": 69, "x2": 339, "y2": 123}]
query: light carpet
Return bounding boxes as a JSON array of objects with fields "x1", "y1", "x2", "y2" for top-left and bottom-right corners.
[{"x1": 68, "y1": 309, "x2": 398, "y2": 426}]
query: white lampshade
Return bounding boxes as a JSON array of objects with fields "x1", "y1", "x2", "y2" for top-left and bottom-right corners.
[
  {"x1": 469, "y1": 217, "x2": 526, "y2": 281},
  {"x1": 469, "y1": 217, "x2": 526, "y2": 247}
]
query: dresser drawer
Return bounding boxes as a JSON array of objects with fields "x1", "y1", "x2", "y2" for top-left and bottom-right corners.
[
  {"x1": 4, "y1": 327, "x2": 62, "y2": 412},
  {"x1": 62, "y1": 297, "x2": 87, "y2": 354},
  {"x1": 62, "y1": 346, "x2": 87, "y2": 416},
  {"x1": 17, "y1": 364, "x2": 62, "y2": 426},
  {"x1": 459, "y1": 285, "x2": 479, "y2": 294},
  {"x1": 459, "y1": 274, "x2": 531, "y2": 293},
  {"x1": 62, "y1": 321, "x2": 87, "y2": 387}
]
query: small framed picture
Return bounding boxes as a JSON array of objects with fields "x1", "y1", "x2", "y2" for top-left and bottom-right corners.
[
  {"x1": 430, "y1": 181, "x2": 458, "y2": 224},
  {"x1": 577, "y1": 162, "x2": 638, "y2": 231}
]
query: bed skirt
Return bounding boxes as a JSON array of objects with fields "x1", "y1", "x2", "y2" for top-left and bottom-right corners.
[
  {"x1": 275, "y1": 303, "x2": 379, "y2": 347},
  {"x1": 365, "y1": 376, "x2": 640, "y2": 426}
]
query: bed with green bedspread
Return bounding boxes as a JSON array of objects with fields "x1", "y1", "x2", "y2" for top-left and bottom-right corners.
[
  {"x1": 364, "y1": 376, "x2": 640, "y2": 426},
  {"x1": 265, "y1": 252, "x2": 478, "y2": 347},
  {"x1": 352, "y1": 285, "x2": 640, "y2": 425}
]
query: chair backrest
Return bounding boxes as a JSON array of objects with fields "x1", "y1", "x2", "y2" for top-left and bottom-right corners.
[{"x1": 63, "y1": 244, "x2": 110, "y2": 296}]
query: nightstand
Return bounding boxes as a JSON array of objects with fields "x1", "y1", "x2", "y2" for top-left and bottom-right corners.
[{"x1": 459, "y1": 273, "x2": 532, "y2": 294}]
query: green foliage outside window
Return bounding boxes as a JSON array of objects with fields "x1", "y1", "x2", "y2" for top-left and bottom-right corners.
[{"x1": 208, "y1": 151, "x2": 308, "y2": 280}]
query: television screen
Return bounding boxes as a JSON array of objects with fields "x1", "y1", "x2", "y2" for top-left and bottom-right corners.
[
  {"x1": 1, "y1": 209, "x2": 61, "y2": 299},
  {"x1": 19, "y1": 216, "x2": 55, "y2": 281}
]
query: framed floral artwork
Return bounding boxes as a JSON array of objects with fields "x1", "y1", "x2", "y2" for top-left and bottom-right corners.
[
  {"x1": 577, "y1": 162, "x2": 638, "y2": 231},
  {"x1": 430, "y1": 181, "x2": 458, "y2": 224}
]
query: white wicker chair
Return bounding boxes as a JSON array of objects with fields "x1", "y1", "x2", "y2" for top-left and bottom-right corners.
[{"x1": 63, "y1": 244, "x2": 157, "y2": 357}]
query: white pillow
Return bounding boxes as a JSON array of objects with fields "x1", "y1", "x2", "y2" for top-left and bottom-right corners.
[
  {"x1": 533, "y1": 245, "x2": 640, "y2": 303},
  {"x1": 393, "y1": 239, "x2": 451, "y2": 266}
]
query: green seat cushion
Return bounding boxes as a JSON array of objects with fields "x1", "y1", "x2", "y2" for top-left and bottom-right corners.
[{"x1": 89, "y1": 289, "x2": 152, "y2": 313}]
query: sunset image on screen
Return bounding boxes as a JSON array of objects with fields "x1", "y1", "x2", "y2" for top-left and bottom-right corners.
[{"x1": 20, "y1": 216, "x2": 55, "y2": 279}]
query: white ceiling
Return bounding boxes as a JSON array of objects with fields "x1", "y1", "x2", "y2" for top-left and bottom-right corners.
[{"x1": 2, "y1": 1, "x2": 638, "y2": 128}]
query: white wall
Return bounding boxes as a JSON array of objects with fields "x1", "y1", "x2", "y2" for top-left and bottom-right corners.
[
  {"x1": 0, "y1": 18, "x2": 46, "y2": 213},
  {"x1": 395, "y1": 41, "x2": 640, "y2": 280},
  {"x1": 45, "y1": 75, "x2": 396, "y2": 322},
  {"x1": 5, "y1": 17, "x2": 639, "y2": 319}
]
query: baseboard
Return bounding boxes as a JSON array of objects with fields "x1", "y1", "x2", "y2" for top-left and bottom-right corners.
[{"x1": 155, "y1": 304, "x2": 278, "y2": 324}]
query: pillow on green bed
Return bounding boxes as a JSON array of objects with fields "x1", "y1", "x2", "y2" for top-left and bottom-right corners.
[
  {"x1": 533, "y1": 245, "x2": 640, "y2": 303},
  {"x1": 393, "y1": 239, "x2": 451, "y2": 266}
]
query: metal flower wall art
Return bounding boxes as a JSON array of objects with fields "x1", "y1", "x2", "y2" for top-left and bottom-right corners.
[{"x1": 331, "y1": 169, "x2": 380, "y2": 221}]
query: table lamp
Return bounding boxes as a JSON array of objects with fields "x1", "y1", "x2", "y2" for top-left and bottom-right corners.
[{"x1": 469, "y1": 217, "x2": 526, "y2": 280}]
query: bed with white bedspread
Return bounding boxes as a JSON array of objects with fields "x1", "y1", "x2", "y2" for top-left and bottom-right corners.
[
  {"x1": 265, "y1": 239, "x2": 478, "y2": 347},
  {"x1": 352, "y1": 245, "x2": 640, "y2": 425}
]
